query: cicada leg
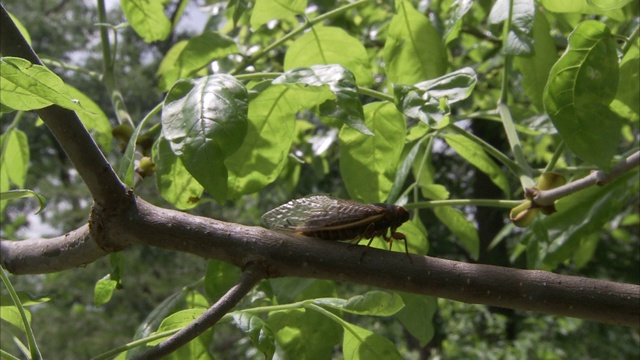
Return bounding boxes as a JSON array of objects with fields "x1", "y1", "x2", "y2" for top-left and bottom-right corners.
[{"x1": 390, "y1": 232, "x2": 412, "y2": 262}]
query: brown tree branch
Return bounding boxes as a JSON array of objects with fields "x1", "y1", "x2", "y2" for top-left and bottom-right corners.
[
  {"x1": 0, "y1": 224, "x2": 106, "y2": 274},
  {"x1": 3, "y1": 197, "x2": 638, "y2": 327},
  {"x1": 131, "y1": 262, "x2": 267, "y2": 360},
  {"x1": 0, "y1": 4, "x2": 129, "y2": 209}
]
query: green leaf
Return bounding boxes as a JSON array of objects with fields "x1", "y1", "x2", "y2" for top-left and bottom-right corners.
[
  {"x1": 442, "y1": 133, "x2": 510, "y2": 196},
  {"x1": 342, "y1": 322, "x2": 403, "y2": 360},
  {"x1": 388, "y1": 137, "x2": 427, "y2": 203},
  {"x1": 274, "y1": 64, "x2": 370, "y2": 135},
  {"x1": 157, "y1": 32, "x2": 238, "y2": 92},
  {"x1": 434, "y1": 206, "x2": 479, "y2": 260},
  {"x1": 121, "y1": 0, "x2": 171, "y2": 42},
  {"x1": 284, "y1": 26, "x2": 373, "y2": 86},
  {"x1": 157, "y1": 41, "x2": 188, "y2": 91},
  {"x1": 514, "y1": 10, "x2": 559, "y2": 109},
  {"x1": 489, "y1": 0, "x2": 535, "y2": 55},
  {"x1": 0, "y1": 129, "x2": 29, "y2": 188},
  {"x1": 314, "y1": 291, "x2": 404, "y2": 316},
  {"x1": 132, "y1": 290, "x2": 186, "y2": 342},
  {"x1": 268, "y1": 308, "x2": 341, "y2": 360},
  {"x1": 541, "y1": 0, "x2": 629, "y2": 17},
  {"x1": 162, "y1": 75, "x2": 249, "y2": 202},
  {"x1": 543, "y1": 20, "x2": 621, "y2": 170},
  {"x1": 0, "y1": 292, "x2": 51, "y2": 307},
  {"x1": 396, "y1": 293, "x2": 437, "y2": 347},
  {"x1": 0, "y1": 57, "x2": 84, "y2": 112},
  {"x1": 611, "y1": 40, "x2": 639, "y2": 122},
  {"x1": 383, "y1": 0, "x2": 447, "y2": 84},
  {"x1": 153, "y1": 137, "x2": 204, "y2": 210},
  {"x1": 0, "y1": 190, "x2": 46, "y2": 214},
  {"x1": 204, "y1": 260, "x2": 243, "y2": 302},
  {"x1": 8, "y1": 12, "x2": 31, "y2": 45},
  {"x1": 343, "y1": 291, "x2": 404, "y2": 316},
  {"x1": 117, "y1": 113, "x2": 152, "y2": 187},
  {"x1": 394, "y1": 67, "x2": 477, "y2": 128},
  {"x1": 339, "y1": 102, "x2": 405, "y2": 203},
  {"x1": 0, "y1": 305, "x2": 31, "y2": 332},
  {"x1": 66, "y1": 85, "x2": 112, "y2": 153},
  {"x1": 588, "y1": 0, "x2": 635, "y2": 11},
  {"x1": 251, "y1": 0, "x2": 307, "y2": 29},
  {"x1": 572, "y1": 233, "x2": 599, "y2": 269},
  {"x1": 444, "y1": 0, "x2": 473, "y2": 44},
  {"x1": 155, "y1": 309, "x2": 206, "y2": 333},
  {"x1": 94, "y1": 274, "x2": 118, "y2": 307},
  {"x1": 233, "y1": 312, "x2": 276, "y2": 360},
  {"x1": 540, "y1": 171, "x2": 638, "y2": 270},
  {"x1": 225, "y1": 84, "x2": 334, "y2": 198}
]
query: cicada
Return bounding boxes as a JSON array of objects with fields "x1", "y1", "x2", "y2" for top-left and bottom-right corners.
[{"x1": 261, "y1": 195, "x2": 411, "y2": 256}]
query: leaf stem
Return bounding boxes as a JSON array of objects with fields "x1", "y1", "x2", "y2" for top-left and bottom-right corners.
[
  {"x1": 497, "y1": 0, "x2": 535, "y2": 190},
  {"x1": 542, "y1": 141, "x2": 565, "y2": 174},
  {"x1": 447, "y1": 124, "x2": 521, "y2": 176},
  {"x1": 359, "y1": 87, "x2": 394, "y2": 102},
  {"x1": 230, "y1": 0, "x2": 369, "y2": 75},
  {"x1": 96, "y1": 0, "x2": 133, "y2": 128},
  {"x1": 0, "y1": 266, "x2": 42, "y2": 360},
  {"x1": 405, "y1": 199, "x2": 521, "y2": 210},
  {"x1": 620, "y1": 23, "x2": 639, "y2": 58}
]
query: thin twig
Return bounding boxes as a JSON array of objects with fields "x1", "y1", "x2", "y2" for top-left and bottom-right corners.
[
  {"x1": 533, "y1": 151, "x2": 640, "y2": 207},
  {"x1": 131, "y1": 262, "x2": 267, "y2": 359}
]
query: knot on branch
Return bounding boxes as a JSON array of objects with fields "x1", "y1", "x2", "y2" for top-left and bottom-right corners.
[{"x1": 89, "y1": 189, "x2": 137, "y2": 252}]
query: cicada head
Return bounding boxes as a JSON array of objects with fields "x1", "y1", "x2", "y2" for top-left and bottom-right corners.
[{"x1": 371, "y1": 203, "x2": 410, "y2": 231}]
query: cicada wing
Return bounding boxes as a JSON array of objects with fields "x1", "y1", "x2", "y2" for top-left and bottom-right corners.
[{"x1": 261, "y1": 195, "x2": 384, "y2": 231}]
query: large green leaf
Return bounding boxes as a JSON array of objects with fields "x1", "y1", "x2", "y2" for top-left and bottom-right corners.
[
  {"x1": 383, "y1": 0, "x2": 447, "y2": 84},
  {"x1": 120, "y1": 0, "x2": 171, "y2": 42},
  {"x1": 313, "y1": 291, "x2": 404, "y2": 317},
  {"x1": 489, "y1": 0, "x2": 535, "y2": 55},
  {"x1": 162, "y1": 75, "x2": 248, "y2": 202},
  {"x1": 441, "y1": 133, "x2": 510, "y2": 196},
  {"x1": 339, "y1": 102, "x2": 405, "y2": 203},
  {"x1": 514, "y1": 10, "x2": 558, "y2": 109},
  {"x1": 273, "y1": 65, "x2": 370, "y2": 134},
  {"x1": 541, "y1": 0, "x2": 627, "y2": 19},
  {"x1": 204, "y1": 260, "x2": 242, "y2": 302},
  {"x1": 225, "y1": 84, "x2": 334, "y2": 198},
  {"x1": 543, "y1": 20, "x2": 621, "y2": 170},
  {"x1": 0, "y1": 190, "x2": 46, "y2": 214},
  {"x1": 157, "y1": 32, "x2": 238, "y2": 92},
  {"x1": 434, "y1": 206, "x2": 480, "y2": 260},
  {"x1": 396, "y1": 293, "x2": 437, "y2": 347},
  {"x1": 251, "y1": 0, "x2": 307, "y2": 29},
  {"x1": 66, "y1": 85, "x2": 112, "y2": 153},
  {"x1": 443, "y1": 0, "x2": 474, "y2": 45},
  {"x1": 539, "y1": 171, "x2": 638, "y2": 270},
  {"x1": 284, "y1": 26, "x2": 373, "y2": 86},
  {"x1": 0, "y1": 57, "x2": 84, "y2": 112},
  {"x1": 611, "y1": 40, "x2": 639, "y2": 122},
  {"x1": 394, "y1": 67, "x2": 477, "y2": 128},
  {"x1": 153, "y1": 137, "x2": 204, "y2": 210},
  {"x1": 342, "y1": 322, "x2": 403, "y2": 360},
  {"x1": 233, "y1": 312, "x2": 276, "y2": 360},
  {"x1": 268, "y1": 308, "x2": 341, "y2": 360},
  {"x1": 0, "y1": 129, "x2": 29, "y2": 188}
]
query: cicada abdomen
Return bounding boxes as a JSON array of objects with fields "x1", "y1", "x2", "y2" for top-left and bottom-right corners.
[{"x1": 261, "y1": 195, "x2": 410, "y2": 256}]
